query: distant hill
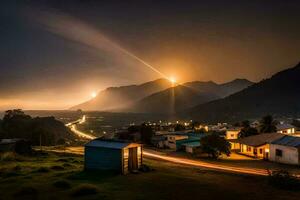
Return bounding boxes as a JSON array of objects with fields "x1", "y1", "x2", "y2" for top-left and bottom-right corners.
[
  {"x1": 127, "y1": 79, "x2": 253, "y2": 113},
  {"x1": 184, "y1": 63, "x2": 300, "y2": 122},
  {"x1": 71, "y1": 79, "x2": 172, "y2": 111},
  {"x1": 0, "y1": 109, "x2": 76, "y2": 145}
]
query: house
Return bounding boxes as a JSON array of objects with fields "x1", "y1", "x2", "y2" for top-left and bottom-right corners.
[
  {"x1": 236, "y1": 133, "x2": 284, "y2": 159},
  {"x1": 0, "y1": 139, "x2": 32, "y2": 154},
  {"x1": 226, "y1": 128, "x2": 241, "y2": 140},
  {"x1": 269, "y1": 135, "x2": 300, "y2": 165},
  {"x1": 182, "y1": 141, "x2": 201, "y2": 154},
  {"x1": 165, "y1": 135, "x2": 189, "y2": 150},
  {"x1": 276, "y1": 124, "x2": 296, "y2": 135},
  {"x1": 84, "y1": 139, "x2": 142, "y2": 174},
  {"x1": 151, "y1": 135, "x2": 167, "y2": 148},
  {"x1": 225, "y1": 128, "x2": 241, "y2": 150}
]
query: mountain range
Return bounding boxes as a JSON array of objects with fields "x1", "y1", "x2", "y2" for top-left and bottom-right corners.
[
  {"x1": 71, "y1": 78, "x2": 253, "y2": 113},
  {"x1": 71, "y1": 78, "x2": 172, "y2": 111},
  {"x1": 184, "y1": 62, "x2": 300, "y2": 122},
  {"x1": 72, "y1": 62, "x2": 300, "y2": 122},
  {"x1": 128, "y1": 79, "x2": 253, "y2": 113}
]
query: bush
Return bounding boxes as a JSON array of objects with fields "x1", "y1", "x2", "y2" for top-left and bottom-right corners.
[
  {"x1": 53, "y1": 180, "x2": 72, "y2": 189},
  {"x1": 0, "y1": 152, "x2": 16, "y2": 161},
  {"x1": 14, "y1": 186, "x2": 38, "y2": 198},
  {"x1": 139, "y1": 164, "x2": 152, "y2": 172},
  {"x1": 0, "y1": 152, "x2": 26, "y2": 162},
  {"x1": 71, "y1": 184, "x2": 99, "y2": 197},
  {"x1": 268, "y1": 170, "x2": 300, "y2": 190},
  {"x1": 35, "y1": 167, "x2": 50, "y2": 173},
  {"x1": 51, "y1": 165, "x2": 65, "y2": 171}
]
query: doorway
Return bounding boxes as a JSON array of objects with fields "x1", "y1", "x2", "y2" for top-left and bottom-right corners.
[{"x1": 128, "y1": 147, "x2": 138, "y2": 172}]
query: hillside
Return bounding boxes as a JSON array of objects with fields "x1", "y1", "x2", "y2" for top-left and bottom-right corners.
[
  {"x1": 128, "y1": 85, "x2": 218, "y2": 114},
  {"x1": 128, "y1": 79, "x2": 253, "y2": 114},
  {"x1": 0, "y1": 110, "x2": 76, "y2": 145},
  {"x1": 184, "y1": 63, "x2": 300, "y2": 122},
  {"x1": 71, "y1": 79, "x2": 172, "y2": 111}
]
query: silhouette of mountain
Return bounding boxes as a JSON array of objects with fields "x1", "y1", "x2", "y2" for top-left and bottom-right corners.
[
  {"x1": 184, "y1": 63, "x2": 300, "y2": 122},
  {"x1": 71, "y1": 79, "x2": 172, "y2": 111},
  {"x1": 127, "y1": 79, "x2": 253, "y2": 113}
]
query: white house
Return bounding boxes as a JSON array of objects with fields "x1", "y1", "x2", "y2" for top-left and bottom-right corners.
[
  {"x1": 276, "y1": 124, "x2": 296, "y2": 135},
  {"x1": 165, "y1": 135, "x2": 188, "y2": 150},
  {"x1": 269, "y1": 135, "x2": 300, "y2": 165},
  {"x1": 226, "y1": 128, "x2": 241, "y2": 140},
  {"x1": 226, "y1": 128, "x2": 241, "y2": 150}
]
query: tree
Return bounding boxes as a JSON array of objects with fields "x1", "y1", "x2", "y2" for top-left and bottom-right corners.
[
  {"x1": 291, "y1": 119, "x2": 300, "y2": 128},
  {"x1": 239, "y1": 120, "x2": 258, "y2": 138},
  {"x1": 199, "y1": 133, "x2": 231, "y2": 159},
  {"x1": 140, "y1": 124, "x2": 154, "y2": 144},
  {"x1": 259, "y1": 115, "x2": 277, "y2": 133},
  {"x1": 174, "y1": 124, "x2": 185, "y2": 131}
]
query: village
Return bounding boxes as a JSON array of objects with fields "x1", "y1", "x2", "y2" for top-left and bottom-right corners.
[{"x1": 2, "y1": 115, "x2": 300, "y2": 174}]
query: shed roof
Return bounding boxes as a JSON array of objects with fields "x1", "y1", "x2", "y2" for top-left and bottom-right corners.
[
  {"x1": 182, "y1": 141, "x2": 201, "y2": 147},
  {"x1": 276, "y1": 124, "x2": 296, "y2": 131},
  {"x1": 271, "y1": 135, "x2": 300, "y2": 147},
  {"x1": 237, "y1": 133, "x2": 284, "y2": 147},
  {"x1": 85, "y1": 139, "x2": 141, "y2": 149}
]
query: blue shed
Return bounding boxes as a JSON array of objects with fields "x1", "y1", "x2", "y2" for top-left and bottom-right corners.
[{"x1": 84, "y1": 139, "x2": 142, "y2": 174}]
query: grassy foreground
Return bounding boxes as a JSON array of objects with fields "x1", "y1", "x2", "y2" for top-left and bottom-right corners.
[{"x1": 0, "y1": 151, "x2": 299, "y2": 200}]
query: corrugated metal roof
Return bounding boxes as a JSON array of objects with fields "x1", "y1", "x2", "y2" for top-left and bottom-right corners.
[
  {"x1": 276, "y1": 124, "x2": 296, "y2": 131},
  {"x1": 182, "y1": 141, "x2": 201, "y2": 147},
  {"x1": 237, "y1": 133, "x2": 284, "y2": 147},
  {"x1": 271, "y1": 135, "x2": 300, "y2": 147},
  {"x1": 85, "y1": 139, "x2": 132, "y2": 149}
]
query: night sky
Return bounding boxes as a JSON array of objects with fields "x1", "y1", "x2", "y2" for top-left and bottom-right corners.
[{"x1": 1, "y1": 0, "x2": 300, "y2": 109}]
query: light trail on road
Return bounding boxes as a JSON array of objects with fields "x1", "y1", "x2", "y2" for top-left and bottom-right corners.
[
  {"x1": 143, "y1": 151, "x2": 269, "y2": 176},
  {"x1": 66, "y1": 115, "x2": 96, "y2": 140}
]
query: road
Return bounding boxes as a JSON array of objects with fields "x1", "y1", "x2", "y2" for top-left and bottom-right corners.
[{"x1": 65, "y1": 115, "x2": 96, "y2": 140}]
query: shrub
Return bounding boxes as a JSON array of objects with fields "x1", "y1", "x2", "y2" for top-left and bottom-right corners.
[
  {"x1": 63, "y1": 163, "x2": 72, "y2": 167},
  {"x1": 0, "y1": 152, "x2": 16, "y2": 161},
  {"x1": 14, "y1": 186, "x2": 38, "y2": 198},
  {"x1": 71, "y1": 184, "x2": 99, "y2": 197},
  {"x1": 14, "y1": 165, "x2": 22, "y2": 171},
  {"x1": 51, "y1": 165, "x2": 65, "y2": 171},
  {"x1": 53, "y1": 180, "x2": 72, "y2": 189},
  {"x1": 139, "y1": 164, "x2": 152, "y2": 172},
  {"x1": 35, "y1": 167, "x2": 50, "y2": 173},
  {"x1": 0, "y1": 152, "x2": 26, "y2": 162},
  {"x1": 268, "y1": 170, "x2": 300, "y2": 190}
]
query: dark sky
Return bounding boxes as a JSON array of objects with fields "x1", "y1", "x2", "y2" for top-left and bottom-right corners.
[{"x1": 1, "y1": 0, "x2": 300, "y2": 109}]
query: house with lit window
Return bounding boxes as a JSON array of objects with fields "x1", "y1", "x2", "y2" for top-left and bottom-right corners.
[
  {"x1": 276, "y1": 124, "x2": 296, "y2": 135},
  {"x1": 237, "y1": 133, "x2": 284, "y2": 159},
  {"x1": 269, "y1": 135, "x2": 300, "y2": 165},
  {"x1": 225, "y1": 128, "x2": 241, "y2": 150}
]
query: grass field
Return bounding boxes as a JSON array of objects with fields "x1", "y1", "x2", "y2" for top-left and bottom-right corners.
[{"x1": 0, "y1": 151, "x2": 299, "y2": 200}]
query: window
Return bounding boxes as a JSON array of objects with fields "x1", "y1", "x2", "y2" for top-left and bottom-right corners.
[
  {"x1": 247, "y1": 146, "x2": 251, "y2": 152},
  {"x1": 231, "y1": 134, "x2": 234, "y2": 138},
  {"x1": 276, "y1": 149, "x2": 283, "y2": 157},
  {"x1": 259, "y1": 149, "x2": 263, "y2": 154}
]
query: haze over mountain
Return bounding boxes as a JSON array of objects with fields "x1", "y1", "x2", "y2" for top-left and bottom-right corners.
[
  {"x1": 71, "y1": 79, "x2": 172, "y2": 111},
  {"x1": 184, "y1": 62, "x2": 300, "y2": 122},
  {"x1": 72, "y1": 78, "x2": 253, "y2": 113},
  {"x1": 127, "y1": 79, "x2": 253, "y2": 113}
]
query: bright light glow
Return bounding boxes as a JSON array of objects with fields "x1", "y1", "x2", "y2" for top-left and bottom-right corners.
[
  {"x1": 91, "y1": 92, "x2": 97, "y2": 98},
  {"x1": 169, "y1": 76, "x2": 176, "y2": 84}
]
